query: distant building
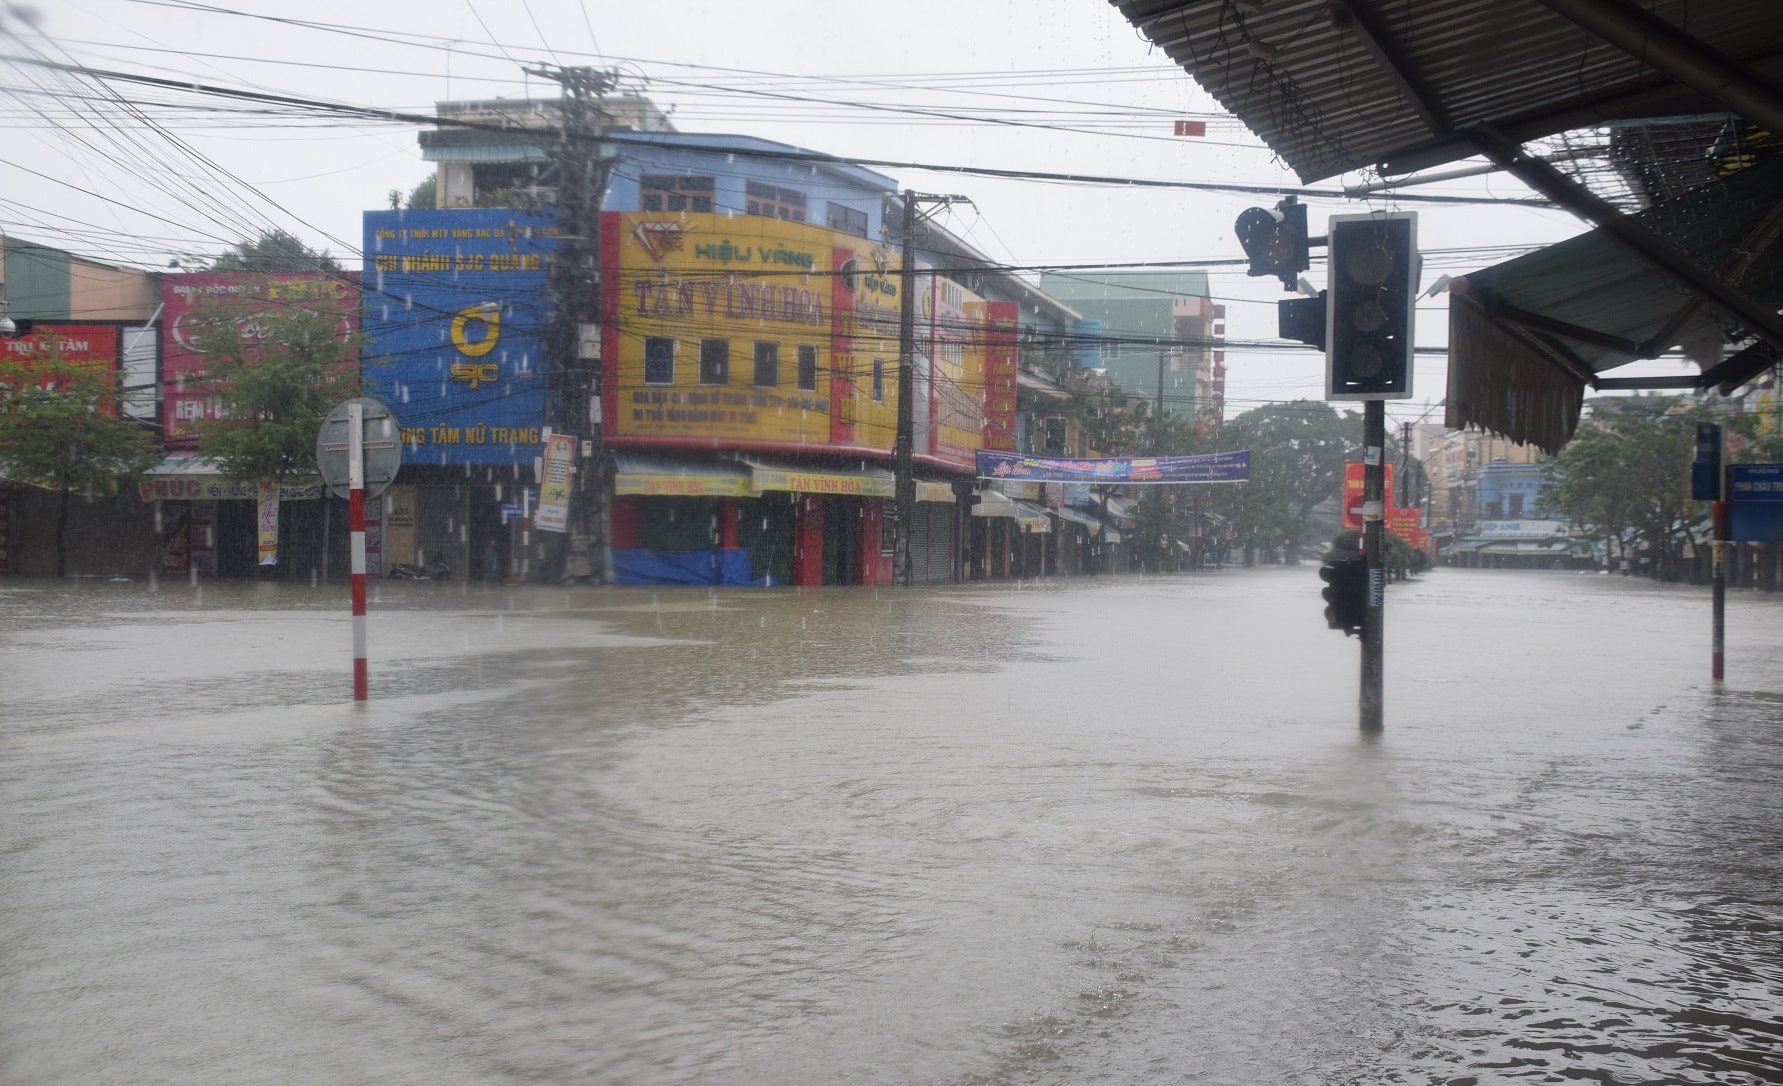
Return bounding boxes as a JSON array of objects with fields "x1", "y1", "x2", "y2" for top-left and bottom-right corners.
[{"x1": 1038, "y1": 270, "x2": 1224, "y2": 424}]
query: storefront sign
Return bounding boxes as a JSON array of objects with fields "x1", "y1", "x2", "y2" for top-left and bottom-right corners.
[
  {"x1": 1478, "y1": 519, "x2": 1569, "y2": 539},
  {"x1": 977, "y1": 449, "x2": 1251, "y2": 484},
  {"x1": 982, "y1": 302, "x2": 1018, "y2": 452},
  {"x1": 162, "y1": 274, "x2": 357, "y2": 446},
  {"x1": 610, "y1": 212, "x2": 918, "y2": 453},
  {"x1": 139, "y1": 476, "x2": 324, "y2": 502},
  {"x1": 2, "y1": 323, "x2": 123, "y2": 416},
  {"x1": 535, "y1": 433, "x2": 575, "y2": 533},
  {"x1": 751, "y1": 466, "x2": 894, "y2": 497},
  {"x1": 362, "y1": 209, "x2": 554, "y2": 465}
]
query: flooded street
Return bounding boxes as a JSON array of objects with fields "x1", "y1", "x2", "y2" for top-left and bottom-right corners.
[{"x1": 3, "y1": 568, "x2": 1781, "y2": 1084}]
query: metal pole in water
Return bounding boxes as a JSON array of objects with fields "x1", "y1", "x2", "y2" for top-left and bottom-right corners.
[
  {"x1": 348, "y1": 401, "x2": 369, "y2": 702},
  {"x1": 1712, "y1": 496, "x2": 1726, "y2": 682},
  {"x1": 1360, "y1": 400, "x2": 1385, "y2": 732}
]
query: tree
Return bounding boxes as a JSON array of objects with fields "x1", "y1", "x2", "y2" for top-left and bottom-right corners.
[
  {"x1": 1208, "y1": 400, "x2": 1357, "y2": 561},
  {"x1": 406, "y1": 174, "x2": 437, "y2": 210},
  {"x1": 0, "y1": 352, "x2": 160, "y2": 576},
  {"x1": 1541, "y1": 396, "x2": 1700, "y2": 579},
  {"x1": 187, "y1": 295, "x2": 363, "y2": 483},
  {"x1": 210, "y1": 229, "x2": 340, "y2": 274}
]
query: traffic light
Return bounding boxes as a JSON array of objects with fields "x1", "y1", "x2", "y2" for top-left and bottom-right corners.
[
  {"x1": 1319, "y1": 558, "x2": 1367, "y2": 636},
  {"x1": 1326, "y1": 212, "x2": 1416, "y2": 400},
  {"x1": 1235, "y1": 196, "x2": 1309, "y2": 290}
]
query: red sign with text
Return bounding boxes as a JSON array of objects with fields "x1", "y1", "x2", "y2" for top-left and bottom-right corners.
[{"x1": 0, "y1": 324, "x2": 122, "y2": 415}]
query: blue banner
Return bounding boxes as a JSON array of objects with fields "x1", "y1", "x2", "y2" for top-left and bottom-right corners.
[
  {"x1": 976, "y1": 449, "x2": 1250, "y2": 484},
  {"x1": 362, "y1": 209, "x2": 557, "y2": 466}
]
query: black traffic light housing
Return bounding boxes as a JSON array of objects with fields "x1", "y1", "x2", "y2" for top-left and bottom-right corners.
[
  {"x1": 1235, "y1": 196, "x2": 1310, "y2": 290},
  {"x1": 1326, "y1": 212, "x2": 1416, "y2": 401},
  {"x1": 1320, "y1": 558, "x2": 1367, "y2": 636}
]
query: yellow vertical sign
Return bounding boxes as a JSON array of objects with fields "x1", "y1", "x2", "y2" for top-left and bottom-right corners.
[
  {"x1": 536, "y1": 433, "x2": 574, "y2": 533},
  {"x1": 256, "y1": 478, "x2": 279, "y2": 565}
]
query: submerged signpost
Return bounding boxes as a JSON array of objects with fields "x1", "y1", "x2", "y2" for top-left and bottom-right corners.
[{"x1": 317, "y1": 398, "x2": 402, "y2": 702}]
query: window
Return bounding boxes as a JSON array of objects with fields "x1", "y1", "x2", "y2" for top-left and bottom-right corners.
[
  {"x1": 753, "y1": 341, "x2": 779, "y2": 388},
  {"x1": 1508, "y1": 493, "x2": 1524, "y2": 517},
  {"x1": 872, "y1": 357, "x2": 885, "y2": 402},
  {"x1": 640, "y1": 174, "x2": 714, "y2": 213},
  {"x1": 826, "y1": 204, "x2": 868, "y2": 238},
  {"x1": 745, "y1": 180, "x2": 807, "y2": 222},
  {"x1": 699, "y1": 338, "x2": 729, "y2": 385},
  {"x1": 796, "y1": 345, "x2": 819, "y2": 391},
  {"x1": 1099, "y1": 337, "x2": 1121, "y2": 360},
  {"x1": 643, "y1": 337, "x2": 675, "y2": 384}
]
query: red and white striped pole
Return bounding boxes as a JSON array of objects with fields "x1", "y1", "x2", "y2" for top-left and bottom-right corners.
[{"x1": 348, "y1": 400, "x2": 369, "y2": 701}]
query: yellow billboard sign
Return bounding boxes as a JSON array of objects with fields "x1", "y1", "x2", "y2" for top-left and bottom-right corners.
[{"x1": 607, "y1": 212, "x2": 900, "y2": 453}]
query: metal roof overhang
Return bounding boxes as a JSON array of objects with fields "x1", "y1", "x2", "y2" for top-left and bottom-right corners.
[
  {"x1": 1110, "y1": 0, "x2": 1783, "y2": 184},
  {"x1": 1112, "y1": 0, "x2": 1783, "y2": 451},
  {"x1": 1448, "y1": 153, "x2": 1783, "y2": 452}
]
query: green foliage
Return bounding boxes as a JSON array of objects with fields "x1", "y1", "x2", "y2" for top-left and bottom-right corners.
[
  {"x1": 209, "y1": 229, "x2": 340, "y2": 274},
  {"x1": 1325, "y1": 527, "x2": 1429, "y2": 575},
  {"x1": 406, "y1": 174, "x2": 437, "y2": 210},
  {"x1": 0, "y1": 354, "x2": 160, "y2": 492},
  {"x1": 187, "y1": 297, "x2": 363, "y2": 481},
  {"x1": 0, "y1": 352, "x2": 160, "y2": 575},
  {"x1": 1207, "y1": 400, "x2": 1357, "y2": 558},
  {"x1": 1539, "y1": 395, "x2": 1702, "y2": 579}
]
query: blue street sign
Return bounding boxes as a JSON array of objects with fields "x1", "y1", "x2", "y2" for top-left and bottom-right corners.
[{"x1": 1730, "y1": 463, "x2": 1783, "y2": 502}]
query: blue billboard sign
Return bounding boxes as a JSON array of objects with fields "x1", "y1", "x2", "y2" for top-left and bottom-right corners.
[{"x1": 361, "y1": 209, "x2": 558, "y2": 466}]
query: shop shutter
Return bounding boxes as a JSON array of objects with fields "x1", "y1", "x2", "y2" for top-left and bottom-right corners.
[
  {"x1": 927, "y1": 504, "x2": 953, "y2": 582},
  {"x1": 909, "y1": 503, "x2": 931, "y2": 582}
]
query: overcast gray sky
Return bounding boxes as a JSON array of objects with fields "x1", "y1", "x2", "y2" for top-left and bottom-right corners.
[{"x1": 7, "y1": 0, "x2": 1630, "y2": 423}]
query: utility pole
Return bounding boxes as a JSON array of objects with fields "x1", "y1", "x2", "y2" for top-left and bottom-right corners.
[
  {"x1": 893, "y1": 191, "x2": 970, "y2": 586},
  {"x1": 527, "y1": 64, "x2": 617, "y2": 583}
]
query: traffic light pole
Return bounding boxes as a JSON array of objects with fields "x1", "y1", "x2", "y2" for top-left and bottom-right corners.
[{"x1": 1361, "y1": 400, "x2": 1385, "y2": 732}]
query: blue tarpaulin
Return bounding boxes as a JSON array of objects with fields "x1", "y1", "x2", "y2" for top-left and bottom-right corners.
[{"x1": 611, "y1": 548, "x2": 763, "y2": 586}]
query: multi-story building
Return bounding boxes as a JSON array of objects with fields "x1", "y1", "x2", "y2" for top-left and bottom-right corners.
[
  {"x1": 372, "y1": 104, "x2": 1094, "y2": 586},
  {"x1": 1037, "y1": 270, "x2": 1225, "y2": 425},
  {"x1": 1421, "y1": 427, "x2": 1563, "y2": 565}
]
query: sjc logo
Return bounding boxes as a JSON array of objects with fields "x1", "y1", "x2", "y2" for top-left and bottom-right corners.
[{"x1": 450, "y1": 303, "x2": 500, "y2": 388}]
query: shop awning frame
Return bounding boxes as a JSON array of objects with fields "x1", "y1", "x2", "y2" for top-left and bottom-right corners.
[
  {"x1": 737, "y1": 456, "x2": 895, "y2": 498},
  {"x1": 613, "y1": 453, "x2": 755, "y2": 497}
]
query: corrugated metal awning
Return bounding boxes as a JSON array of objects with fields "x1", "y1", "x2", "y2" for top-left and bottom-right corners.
[
  {"x1": 1110, "y1": 1, "x2": 1783, "y2": 183},
  {"x1": 1447, "y1": 153, "x2": 1783, "y2": 452},
  {"x1": 971, "y1": 490, "x2": 1050, "y2": 532}
]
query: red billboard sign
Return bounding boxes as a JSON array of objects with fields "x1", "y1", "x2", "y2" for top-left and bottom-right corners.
[
  {"x1": 1343, "y1": 461, "x2": 1422, "y2": 541},
  {"x1": 161, "y1": 273, "x2": 358, "y2": 446},
  {"x1": 0, "y1": 323, "x2": 123, "y2": 415},
  {"x1": 983, "y1": 301, "x2": 1018, "y2": 452}
]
